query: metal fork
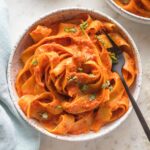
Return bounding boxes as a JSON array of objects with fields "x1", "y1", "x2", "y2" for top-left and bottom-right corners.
[{"x1": 103, "y1": 31, "x2": 150, "y2": 142}]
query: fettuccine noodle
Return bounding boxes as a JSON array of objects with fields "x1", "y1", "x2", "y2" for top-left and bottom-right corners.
[
  {"x1": 16, "y1": 14, "x2": 136, "y2": 135},
  {"x1": 114, "y1": 0, "x2": 150, "y2": 18}
]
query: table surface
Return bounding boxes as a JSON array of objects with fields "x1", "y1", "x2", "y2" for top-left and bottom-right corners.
[{"x1": 6, "y1": 0, "x2": 150, "y2": 149}]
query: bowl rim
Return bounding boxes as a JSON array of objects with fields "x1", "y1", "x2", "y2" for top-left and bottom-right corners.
[
  {"x1": 7, "y1": 7, "x2": 142, "y2": 142},
  {"x1": 105, "y1": 0, "x2": 150, "y2": 24}
]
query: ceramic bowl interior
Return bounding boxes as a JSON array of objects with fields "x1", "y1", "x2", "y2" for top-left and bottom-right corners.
[
  {"x1": 105, "y1": 0, "x2": 150, "y2": 24},
  {"x1": 8, "y1": 8, "x2": 142, "y2": 141}
]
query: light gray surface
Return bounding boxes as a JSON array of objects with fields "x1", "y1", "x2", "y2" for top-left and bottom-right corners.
[{"x1": 6, "y1": 0, "x2": 150, "y2": 149}]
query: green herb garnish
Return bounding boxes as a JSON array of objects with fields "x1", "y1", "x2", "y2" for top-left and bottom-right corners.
[
  {"x1": 32, "y1": 59, "x2": 38, "y2": 66},
  {"x1": 89, "y1": 73, "x2": 95, "y2": 77},
  {"x1": 122, "y1": 0, "x2": 129, "y2": 4},
  {"x1": 96, "y1": 35, "x2": 105, "y2": 46},
  {"x1": 55, "y1": 105, "x2": 63, "y2": 109},
  {"x1": 109, "y1": 86, "x2": 113, "y2": 92},
  {"x1": 80, "y1": 84, "x2": 89, "y2": 92},
  {"x1": 80, "y1": 21, "x2": 88, "y2": 33},
  {"x1": 77, "y1": 67, "x2": 83, "y2": 72},
  {"x1": 64, "y1": 27, "x2": 77, "y2": 33},
  {"x1": 102, "y1": 80, "x2": 110, "y2": 89},
  {"x1": 68, "y1": 76, "x2": 77, "y2": 83},
  {"x1": 89, "y1": 93, "x2": 96, "y2": 101},
  {"x1": 102, "y1": 80, "x2": 113, "y2": 91},
  {"x1": 109, "y1": 52, "x2": 118, "y2": 64},
  {"x1": 39, "y1": 112, "x2": 48, "y2": 120}
]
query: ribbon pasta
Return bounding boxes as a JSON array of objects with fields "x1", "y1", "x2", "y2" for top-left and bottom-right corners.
[
  {"x1": 114, "y1": 0, "x2": 150, "y2": 18},
  {"x1": 16, "y1": 14, "x2": 136, "y2": 135}
]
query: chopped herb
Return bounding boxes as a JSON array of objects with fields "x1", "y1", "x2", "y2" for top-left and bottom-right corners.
[
  {"x1": 89, "y1": 73, "x2": 95, "y2": 77},
  {"x1": 80, "y1": 21, "x2": 88, "y2": 33},
  {"x1": 39, "y1": 112, "x2": 48, "y2": 120},
  {"x1": 77, "y1": 67, "x2": 83, "y2": 72},
  {"x1": 102, "y1": 80, "x2": 110, "y2": 89},
  {"x1": 109, "y1": 52, "x2": 118, "y2": 64},
  {"x1": 109, "y1": 86, "x2": 113, "y2": 91},
  {"x1": 68, "y1": 76, "x2": 77, "y2": 83},
  {"x1": 122, "y1": 0, "x2": 129, "y2": 4},
  {"x1": 32, "y1": 59, "x2": 38, "y2": 66},
  {"x1": 96, "y1": 35, "x2": 105, "y2": 46},
  {"x1": 55, "y1": 105, "x2": 63, "y2": 109},
  {"x1": 80, "y1": 84, "x2": 89, "y2": 92},
  {"x1": 102, "y1": 80, "x2": 113, "y2": 91},
  {"x1": 89, "y1": 93, "x2": 96, "y2": 101},
  {"x1": 64, "y1": 27, "x2": 77, "y2": 33}
]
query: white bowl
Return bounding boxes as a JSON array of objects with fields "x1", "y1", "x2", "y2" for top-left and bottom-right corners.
[
  {"x1": 7, "y1": 8, "x2": 142, "y2": 141},
  {"x1": 105, "y1": 0, "x2": 150, "y2": 24}
]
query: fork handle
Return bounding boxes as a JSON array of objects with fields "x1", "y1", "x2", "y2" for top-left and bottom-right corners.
[{"x1": 120, "y1": 75, "x2": 150, "y2": 142}]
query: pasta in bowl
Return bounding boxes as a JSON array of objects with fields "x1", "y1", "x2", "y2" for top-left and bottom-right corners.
[
  {"x1": 106, "y1": 0, "x2": 150, "y2": 24},
  {"x1": 114, "y1": 0, "x2": 150, "y2": 18},
  {"x1": 8, "y1": 8, "x2": 142, "y2": 141}
]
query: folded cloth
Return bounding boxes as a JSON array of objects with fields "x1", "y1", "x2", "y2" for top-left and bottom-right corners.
[{"x1": 0, "y1": 0, "x2": 40, "y2": 150}]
